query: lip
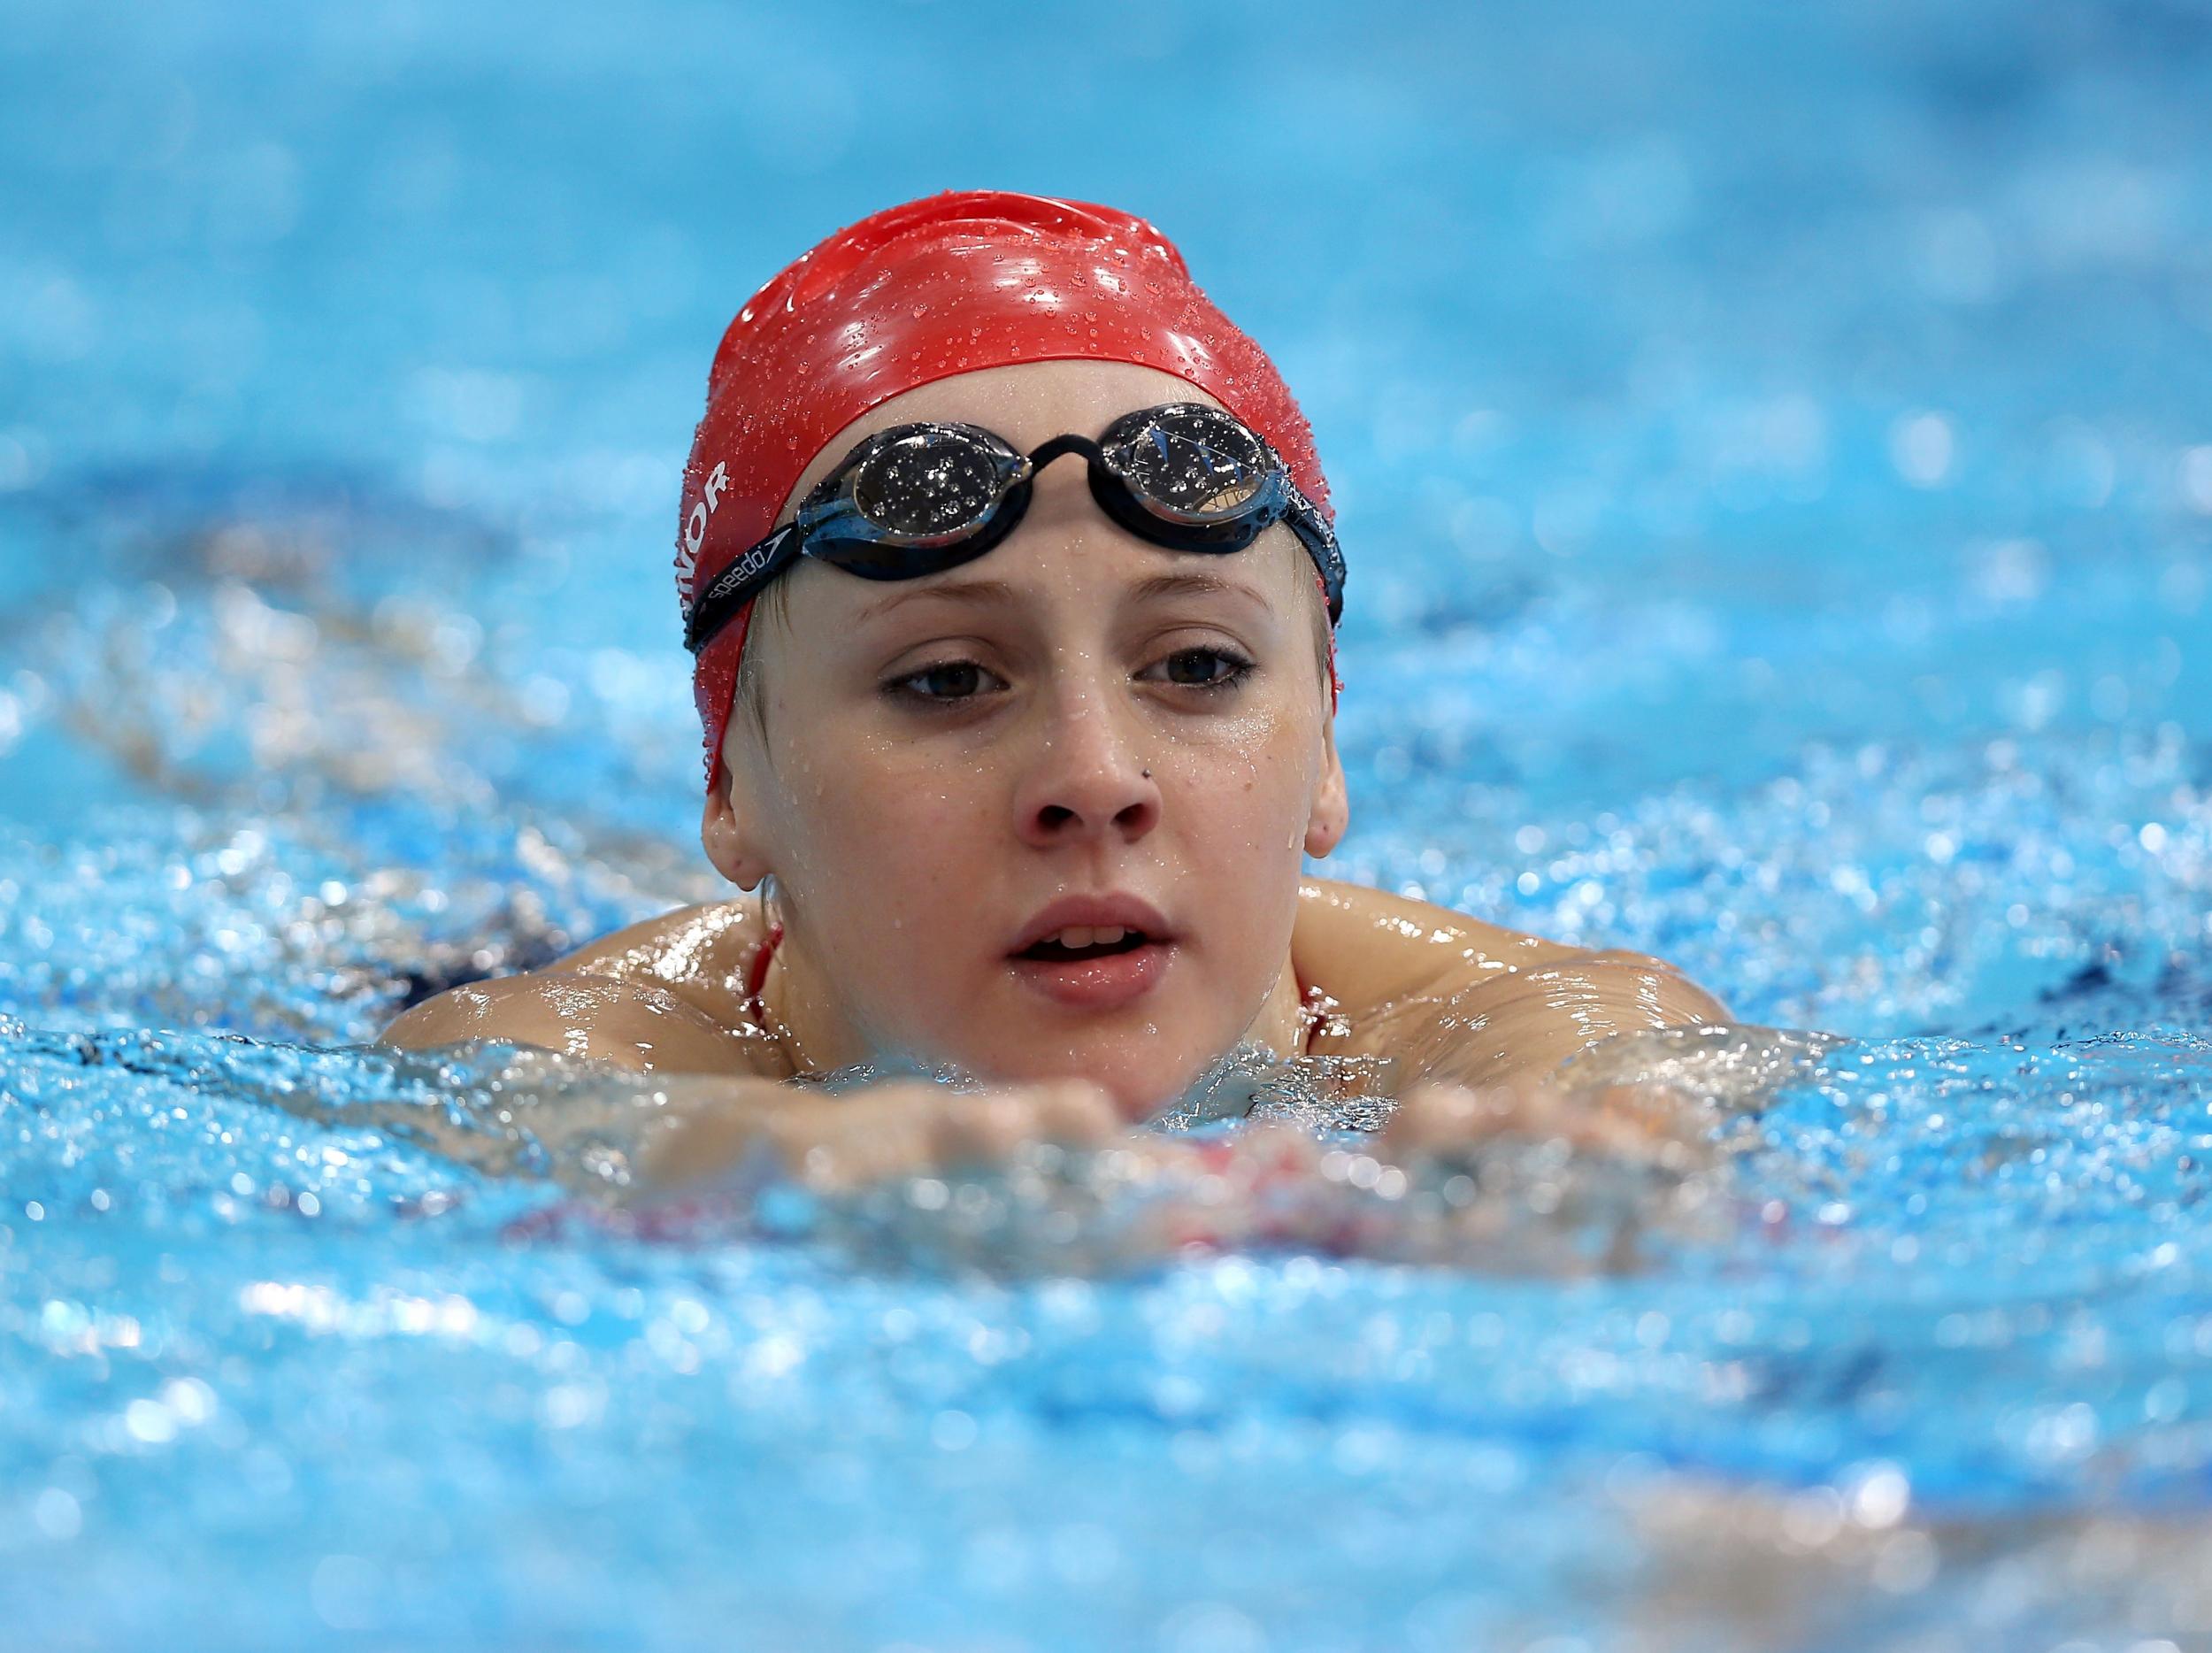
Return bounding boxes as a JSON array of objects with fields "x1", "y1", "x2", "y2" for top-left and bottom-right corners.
[
  {"x1": 1005, "y1": 893, "x2": 1174, "y2": 957},
  {"x1": 1007, "y1": 937, "x2": 1175, "y2": 1011},
  {"x1": 1005, "y1": 892, "x2": 1177, "y2": 1013}
]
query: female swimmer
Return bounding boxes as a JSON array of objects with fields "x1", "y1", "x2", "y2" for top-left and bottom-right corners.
[{"x1": 382, "y1": 191, "x2": 1730, "y2": 1193}]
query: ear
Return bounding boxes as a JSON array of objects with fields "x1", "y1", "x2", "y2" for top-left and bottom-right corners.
[
  {"x1": 701, "y1": 757, "x2": 774, "y2": 891},
  {"x1": 1302, "y1": 713, "x2": 1349, "y2": 859}
]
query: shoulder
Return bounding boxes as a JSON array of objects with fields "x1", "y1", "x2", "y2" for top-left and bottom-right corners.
[
  {"x1": 379, "y1": 899, "x2": 780, "y2": 1074},
  {"x1": 1290, "y1": 874, "x2": 1586, "y2": 1007},
  {"x1": 378, "y1": 968, "x2": 768, "y2": 1073},
  {"x1": 554, "y1": 897, "x2": 769, "y2": 1019},
  {"x1": 1288, "y1": 875, "x2": 1732, "y2": 1062}
]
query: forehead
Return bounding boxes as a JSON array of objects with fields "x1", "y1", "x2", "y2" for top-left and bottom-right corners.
[{"x1": 775, "y1": 359, "x2": 1228, "y2": 519}]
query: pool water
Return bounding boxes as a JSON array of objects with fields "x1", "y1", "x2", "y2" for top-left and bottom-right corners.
[{"x1": 4, "y1": 2, "x2": 2211, "y2": 1648}]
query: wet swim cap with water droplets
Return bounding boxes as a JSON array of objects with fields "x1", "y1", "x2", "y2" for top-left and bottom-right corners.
[{"x1": 679, "y1": 188, "x2": 1338, "y2": 788}]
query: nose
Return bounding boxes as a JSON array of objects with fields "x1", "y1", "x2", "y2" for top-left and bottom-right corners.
[{"x1": 1012, "y1": 669, "x2": 1162, "y2": 850}]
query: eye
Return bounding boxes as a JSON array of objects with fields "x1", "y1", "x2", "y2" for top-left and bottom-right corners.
[
  {"x1": 883, "y1": 647, "x2": 1255, "y2": 709},
  {"x1": 884, "y1": 658, "x2": 1004, "y2": 707},
  {"x1": 1148, "y1": 646, "x2": 1256, "y2": 693}
]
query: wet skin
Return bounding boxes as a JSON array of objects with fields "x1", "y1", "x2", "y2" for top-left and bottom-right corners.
[
  {"x1": 383, "y1": 361, "x2": 1731, "y2": 1186},
  {"x1": 382, "y1": 878, "x2": 1727, "y2": 1096}
]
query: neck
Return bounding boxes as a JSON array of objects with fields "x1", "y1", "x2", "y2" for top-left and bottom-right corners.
[
  {"x1": 1241, "y1": 958, "x2": 1313, "y2": 1060},
  {"x1": 754, "y1": 925, "x2": 866, "y2": 1079}
]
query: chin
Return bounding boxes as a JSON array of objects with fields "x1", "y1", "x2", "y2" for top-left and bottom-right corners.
[
  {"x1": 979, "y1": 1032, "x2": 1220, "y2": 1125},
  {"x1": 1115, "y1": 1040, "x2": 1273, "y2": 1122},
  {"x1": 1096, "y1": 1068, "x2": 1180, "y2": 1126}
]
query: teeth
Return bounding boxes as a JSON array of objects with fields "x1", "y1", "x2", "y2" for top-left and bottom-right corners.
[{"x1": 1042, "y1": 924, "x2": 1133, "y2": 950}]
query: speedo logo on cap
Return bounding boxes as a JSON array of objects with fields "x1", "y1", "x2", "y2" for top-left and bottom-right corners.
[{"x1": 675, "y1": 461, "x2": 731, "y2": 606}]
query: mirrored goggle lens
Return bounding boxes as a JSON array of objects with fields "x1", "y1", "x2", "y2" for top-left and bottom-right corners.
[
  {"x1": 1101, "y1": 405, "x2": 1275, "y2": 519},
  {"x1": 849, "y1": 427, "x2": 1018, "y2": 542}
]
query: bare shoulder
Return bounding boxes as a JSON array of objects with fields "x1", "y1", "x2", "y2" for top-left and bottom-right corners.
[
  {"x1": 378, "y1": 899, "x2": 778, "y2": 1075},
  {"x1": 553, "y1": 897, "x2": 767, "y2": 1019},
  {"x1": 1289, "y1": 875, "x2": 1732, "y2": 1066},
  {"x1": 1290, "y1": 874, "x2": 1588, "y2": 1006}
]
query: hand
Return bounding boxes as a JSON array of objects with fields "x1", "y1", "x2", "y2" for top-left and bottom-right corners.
[
  {"x1": 624, "y1": 1075, "x2": 1336, "y2": 1273},
  {"x1": 1381, "y1": 1074, "x2": 1709, "y2": 1172},
  {"x1": 636, "y1": 1074, "x2": 1182, "y2": 1196}
]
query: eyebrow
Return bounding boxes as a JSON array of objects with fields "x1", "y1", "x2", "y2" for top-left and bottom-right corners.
[{"x1": 856, "y1": 570, "x2": 1272, "y2": 626}]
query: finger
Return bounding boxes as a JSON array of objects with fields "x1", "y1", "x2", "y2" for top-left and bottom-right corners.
[
  {"x1": 938, "y1": 1079, "x2": 1128, "y2": 1167},
  {"x1": 767, "y1": 1088, "x2": 936, "y2": 1192},
  {"x1": 631, "y1": 1080, "x2": 856, "y2": 1192},
  {"x1": 1385, "y1": 1076, "x2": 1659, "y2": 1159},
  {"x1": 1589, "y1": 1081, "x2": 1702, "y2": 1134},
  {"x1": 1386, "y1": 1076, "x2": 1710, "y2": 1172},
  {"x1": 1025, "y1": 1079, "x2": 1120, "y2": 1149},
  {"x1": 1583, "y1": 1082, "x2": 1714, "y2": 1166},
  {"x1": 1217, "y1": 1121, "x2": 1323, "y2": 1187},
  {"x1": 634, "y1": 1104, "x2": 758, "y2": 1191},
  {"x1": 1380, "y1": 1080, "x2": 1528, "y2": 1154},
  {"x1": 929, "y1": 1089, "x2": 1037, "y2": 1168}
]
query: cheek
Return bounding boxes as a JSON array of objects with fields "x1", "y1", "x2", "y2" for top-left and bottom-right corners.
[
  {"x1": 780, "y1": 738, "x2": 998, "y2": 934},
  {"x1": 1167, "y1": 721, "x2": 1317, "y2": 934},
  {"x1": 1176, "y1": 711, "x2": 1315, "y2": 853}
]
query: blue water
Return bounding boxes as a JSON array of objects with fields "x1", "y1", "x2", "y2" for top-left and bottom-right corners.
[{"x1": 4, "y1": 2, "x2": 2212, "y2": 1648}]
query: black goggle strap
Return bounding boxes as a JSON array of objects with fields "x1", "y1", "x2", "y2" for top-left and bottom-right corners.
[
  {"x1": 1282, "y1": 478, "x2": 1347, "y2": 623},
  {"x1": 683, "y1": 519, "x2": 805, "y2": 655}
]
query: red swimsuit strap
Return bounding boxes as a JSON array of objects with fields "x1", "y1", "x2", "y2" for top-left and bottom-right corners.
[{"x1": 743, "y1": 922, "x2": 785, "y2": 1013}]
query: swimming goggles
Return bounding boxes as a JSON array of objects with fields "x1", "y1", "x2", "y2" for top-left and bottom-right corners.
[{"x1": 683, "y1": 402, "x2": 1345, "y2": 654}]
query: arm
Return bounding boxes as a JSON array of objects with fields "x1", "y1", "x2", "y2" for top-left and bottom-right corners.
[{"x1": 1292, "y1": 876, "x2": 1732, "y2": 1091}]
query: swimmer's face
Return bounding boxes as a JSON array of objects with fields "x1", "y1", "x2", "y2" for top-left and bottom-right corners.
[{"x1": 703, "y1": 359, "x2": 1347, "y2": 1117}]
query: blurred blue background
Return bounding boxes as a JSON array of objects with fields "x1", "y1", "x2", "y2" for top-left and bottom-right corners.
[
  {"x1": 4, "y1": 0, "x2": 2209, "y2": 1037},
  {"x1": 4, "y1": 3, "x2": 2212, "y2": 1649}
]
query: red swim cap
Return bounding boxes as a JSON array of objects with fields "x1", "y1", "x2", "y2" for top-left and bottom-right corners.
[{"x1": 678, "y1": 188, "x2": 1338, "y2": 788}]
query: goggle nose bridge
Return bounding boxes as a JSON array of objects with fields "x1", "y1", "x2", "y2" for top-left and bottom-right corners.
[
  {"x1": 961, "y1": 431, "x2": 1108, "y2": 539},
  {"x1": 857, "y1": 425, "x2": 1241, "y2": 543}
]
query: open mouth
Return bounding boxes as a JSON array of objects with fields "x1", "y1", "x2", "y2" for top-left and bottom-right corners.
[
  {"x1": 1013, "y1": 926, "x2": 1153, "y2": 964},
  {"x1": 1007, "y1": 923, "x2": 1172, "y2": 1011}
]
